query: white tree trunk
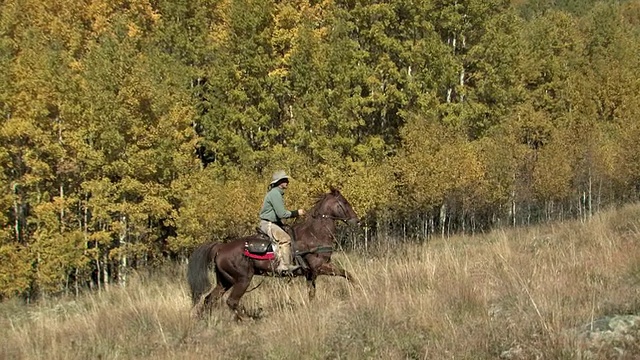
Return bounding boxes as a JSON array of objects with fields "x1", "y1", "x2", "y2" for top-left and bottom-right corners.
[
  {"x1": 459, "y1": 67, "x2": 465, "y2": 103},
  {"x1": 440, "y1": 203, "x2": 447, "y2": 238},
  {"x1": 13, "y1": 182, "x2": 20, "y2": 242},
  {"x1": 511, "y1": 191, "x2": 516, "y2": 227},
  {"x1": 102, "y1": 252, "x2": 109, "y2": 290},
  {"x1": 58, "y1": 116, "x2": 65, "y2": 232},
  {"x1": 118, "y1": 214, "x2": 128, "y2": 287},
  {"x1": 424, "y1": 213, "x2": 429, "y2": 239},
  {"x1": 589, "y1": 168, "x2": 593, "y2": 218},
  {"x1": 59, "y1": 183, "x2": 64, "y2": 231},
  {"x1": 363, "y1": 220, "x2": 368, "y2": 251}
]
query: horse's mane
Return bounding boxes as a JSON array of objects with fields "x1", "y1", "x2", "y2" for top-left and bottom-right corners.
[
  {"x1": 308, "y1": 193, "x2": 327, "y2": 215},
  {"x1": 306, "y1": 187, "x2": 342, "y2": 218}
]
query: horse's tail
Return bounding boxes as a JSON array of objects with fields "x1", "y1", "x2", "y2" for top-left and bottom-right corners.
[{"x1": 187, "y1": 242, "x2": 221, "y2": 306}]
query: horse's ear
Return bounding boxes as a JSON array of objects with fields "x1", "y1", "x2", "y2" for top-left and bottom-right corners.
[{"x1": 329, "y1": 186, "x2": 340, "y2": 195}]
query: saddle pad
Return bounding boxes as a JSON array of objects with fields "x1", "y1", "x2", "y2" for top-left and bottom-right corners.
[{"x1": 243, "y1": 249, "x2": 275, "y2": 260}]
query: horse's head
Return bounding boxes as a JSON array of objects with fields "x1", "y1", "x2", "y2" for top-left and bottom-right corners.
[{"x1": 314, "y1": 187, "x2": 360, "y2": 226}]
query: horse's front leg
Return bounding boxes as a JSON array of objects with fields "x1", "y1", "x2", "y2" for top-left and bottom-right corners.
[
  {"x1": 317, "y1": 263, "x2": 356, "y2": 284},
  {"x1": 305, "y1": 271, "x2": 317, "y2": 300}
]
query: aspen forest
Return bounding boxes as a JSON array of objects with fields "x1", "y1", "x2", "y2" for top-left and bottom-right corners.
[{"x1": 1, "y1": 0, "x2": 640, "y2": 299}]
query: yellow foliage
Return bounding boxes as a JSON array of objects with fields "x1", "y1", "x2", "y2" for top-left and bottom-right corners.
[
  {"x1": 532, "y1": 135, "x2": 573, "y2": 202},
  {"x1": 127, "y1": 23, "x2": 141, "y2": 38},
  {"x1": 396, "y1": 115, "x2": 459, "y2": 208},
  {"x1": 341, "y1": 159, "x2": 395, "y2": 217},
  {"x1": 475, "y1": 134, "x2": 523, "y2": 206},
  {"x1": 0, "y1": 244, "x2": 33, "y2": 297},
  {"x1": 169, "y1": 168, "x2": 265, "y2": 252},
  {"x1": 30, "y1": 229, "x2": 90, "y2": 294}
]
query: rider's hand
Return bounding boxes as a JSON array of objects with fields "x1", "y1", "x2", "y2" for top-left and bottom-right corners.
[{"x1": 298, "y1": 208, "x2": 306, "y2": 216}]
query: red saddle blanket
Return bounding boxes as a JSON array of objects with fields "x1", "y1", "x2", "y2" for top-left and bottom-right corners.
[
  {"x1": 243, "y1": 237, "x2": 275, "y2": 260},
  {"x1": 243, "y1": 249, "x2": 275, "y2": 260}
]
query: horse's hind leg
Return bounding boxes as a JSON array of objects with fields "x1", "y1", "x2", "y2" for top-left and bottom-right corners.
[
  {"x1": 191, "y1": 265, "x2": 234, "y2": 319},
  {"x1": 226, "y1": 276, "x2": 253, "y2": 321},
  {"x1": 191, "y1": 286, "x2": 215, "y2": 319},
  {"x1": 192, "y1": 281, "x2": 231, "y2": 319},
  {"x1": 207, "y1": 270, "x2": 233, "y2": 307},
  {"x1": 203, "y1": 283, "x2": 230, "y2": 316}
]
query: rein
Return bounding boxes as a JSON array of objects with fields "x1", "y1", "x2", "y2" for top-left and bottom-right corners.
[
  {"x1": 296, "y1": 245, "x2": 334, "y2": 256},
  {"x1": 313, "y1": 213, "x2": 348, "y2": 221},
  {"x1": 245, "y1": 279, "x2": 264, "y2": 293}
]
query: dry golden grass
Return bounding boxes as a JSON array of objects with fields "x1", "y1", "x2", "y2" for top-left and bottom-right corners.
[{"x1": 2, "y1": 204, "x2": 640, "y2": 359}]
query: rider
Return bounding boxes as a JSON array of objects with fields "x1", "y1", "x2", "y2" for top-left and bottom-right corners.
[{"x1": 259, "y1": 170, "x2": 305, "y2": 273}]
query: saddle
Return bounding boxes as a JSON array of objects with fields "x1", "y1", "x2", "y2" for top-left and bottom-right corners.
[
  {"x1": 245, "y1": 234, "x2": 272, "y2": 254},
  {"x1": 243, "y1": 229, "x2": 275, "y2": 260},
  {"x1": 243, "y1": 227, "x2": 309, "y2": 269}
]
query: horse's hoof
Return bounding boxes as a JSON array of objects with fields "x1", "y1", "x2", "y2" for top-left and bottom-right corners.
[
  {"x1": 277, "y1": 267, "x2": 301, "y2": 277},
  {"x1": 234, "y1": 307, "x2": 250, "y2": 322}
]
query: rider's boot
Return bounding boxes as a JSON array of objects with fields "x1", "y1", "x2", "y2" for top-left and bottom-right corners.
[{"x1": 276, "y1": 242, "x2": 300, "y2": 274}]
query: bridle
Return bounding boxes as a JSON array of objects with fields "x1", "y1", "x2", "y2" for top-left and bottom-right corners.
[{"x1": 312, "y1": 197, "x2": 351, "y2": 223}]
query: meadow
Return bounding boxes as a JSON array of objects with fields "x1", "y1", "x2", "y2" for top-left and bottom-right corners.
[{"x1": 2, "y1": 205, "x2": 640, "y2": 359}]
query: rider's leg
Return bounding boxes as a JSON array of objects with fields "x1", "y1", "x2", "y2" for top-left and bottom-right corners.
[{"x1": 268, "y1": 223, "x2": 299, "y2": 272}]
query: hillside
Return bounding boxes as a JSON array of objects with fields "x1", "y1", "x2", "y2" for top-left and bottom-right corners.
[{"x1": 1, "y1": 204, "x2": 639, "y2": 359}]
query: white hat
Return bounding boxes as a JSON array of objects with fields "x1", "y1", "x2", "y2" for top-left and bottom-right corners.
[{"x1": 270, "y1": 170, "x2": 290, "y2": 185}]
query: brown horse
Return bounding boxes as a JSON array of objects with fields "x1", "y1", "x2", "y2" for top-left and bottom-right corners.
[{"x1": 187, "y1": 187, "x2": 360, "y2": 319}]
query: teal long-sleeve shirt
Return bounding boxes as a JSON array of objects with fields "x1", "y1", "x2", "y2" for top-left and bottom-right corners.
[{"x1": 259, "y1": 186, "x2": 299, "y2": 224}]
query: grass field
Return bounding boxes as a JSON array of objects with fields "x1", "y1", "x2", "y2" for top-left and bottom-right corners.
[{"x1": 2, "y1": 205, "x2": 640, "y2": 359}]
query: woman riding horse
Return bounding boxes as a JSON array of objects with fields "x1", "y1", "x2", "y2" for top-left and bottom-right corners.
[{"x1": 258, "y1": 170, "x2": 305, "y2": 273}]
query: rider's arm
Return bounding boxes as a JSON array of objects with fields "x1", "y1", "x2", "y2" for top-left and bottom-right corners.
[{"x1": 270, "y1": 191, "x2": 298, "y2": 219}]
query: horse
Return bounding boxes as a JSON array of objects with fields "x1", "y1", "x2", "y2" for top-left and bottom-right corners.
[{"x1": 187, "y1": 187, "x2": 360, "y2": 320}]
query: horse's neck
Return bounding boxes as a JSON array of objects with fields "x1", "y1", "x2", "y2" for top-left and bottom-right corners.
[{"x1": 294, "y1": 217, "x2": 336, "y2": 245}]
